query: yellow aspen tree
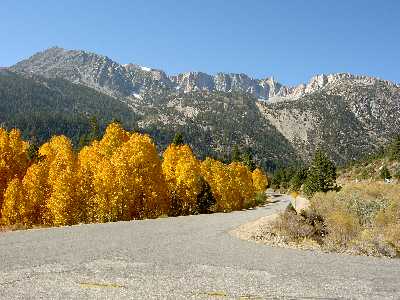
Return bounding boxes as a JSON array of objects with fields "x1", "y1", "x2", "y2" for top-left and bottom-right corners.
[
  {"x1": 39, "y1": 135, "x2": 79, "y2": 226},
  {"x1": 76, "y1": 123, "x2": 131, "y2": 222},
  {"x1": 0, "y1": 128, "x2": 11, "y2": 206},
  {"x1": 22, "y1": 162, "x2": 49, "y2": 225},
  {"x1": 229, "y1": 162, "x2": 255, "y2": 209},
  {"x1": 8, "y1": 129, "x2": 30, "y2": 175},
  {"x1": 112, "y1": 133, "x2": 170, "y2": 219},
  {"x1": 78, "y1": 128, "x2": 127, "y2": 223},
  {"x1": 1, "y1": 178, "x2": 26, "y2": 225},
  {"x1": 76, "y1": 144, "x2": 103, "y2": 223},
  {"x1": 81, "y1": 131, "x2": 169, "y2": 222},
  {"x1": 252, "y1": 168, "x2": 268, "y2": 192},
  {"x1": 0, "y1": 128, "x2": 29, "y2": 215},
  {"x1": 97, "y1": 122, "x2": 130, "y2": 157},
  {"x1": 91, "y1": 158, "x2": 117, "y2": 222},
  {"x1": 201, "y1": 158, "x2": 256, "y2": 212},
  {"x1": 200, "y1": 158, "x2": 234, "y2": 212},
  {"x1": 162, "y1": 144, "x2": 202, "y2": 215}
]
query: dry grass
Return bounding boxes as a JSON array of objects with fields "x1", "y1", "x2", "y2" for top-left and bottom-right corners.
[
  {"x1": 266, "y1": 182, "x2": 400, "y2": 257},
  {"x1": 243, "y1": 192, "x2": 270, "y2": 209},
  {"x1": 323, "y1": 210, "x2": 360, "y2": 250},
  {"x1": 0, "y1": 223, "x2": 30, "y2": 232},
  {"x1": 270, "y1": 208, "x2": 315, "y2": 242},
  {"x1": 0, "y1": 223, "x2": 49, "y2": 233}
]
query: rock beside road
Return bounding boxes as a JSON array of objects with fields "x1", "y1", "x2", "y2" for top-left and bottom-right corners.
[{"x1": 290, "y1": 196, "x2": 310, "y2": 213}]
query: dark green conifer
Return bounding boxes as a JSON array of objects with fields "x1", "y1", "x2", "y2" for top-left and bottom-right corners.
[
  {"x1": 388, "y1": 135, "x2": 400, "y2": 161},
  {"x1": 380, "y1": 165, "x2": 391, "y2": 180},
  {"x1": 231, "y1": 145, "x2": 241, "y2": 162},
  {"x1": 172, "y1": 132, "x2": 184, "y2": 145},
  {"x1": 303, "y1": 148, "x2": 338, "y2": 197}
]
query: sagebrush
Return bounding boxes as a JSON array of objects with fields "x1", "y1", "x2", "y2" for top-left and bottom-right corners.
[{"x1": 268, "y1": 183, "x2": 400, "y2": 257}]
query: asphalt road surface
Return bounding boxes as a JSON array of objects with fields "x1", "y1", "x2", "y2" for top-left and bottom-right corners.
[{"x1": 1, "y1": 195, "x2": 400, "y2": 299}]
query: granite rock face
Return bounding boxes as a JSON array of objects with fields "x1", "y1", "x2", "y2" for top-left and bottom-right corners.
[
  {"x1": 10, "y1": 47, "x2": 297, "y2": 100},
  {"x1": 15, "y1": 47, "x2": 396, "y2": 102}
]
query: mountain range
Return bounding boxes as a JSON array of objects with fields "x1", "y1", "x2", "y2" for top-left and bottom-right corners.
[{"x1": 2, "y1": 47, "x2": 400, "y2": 169}]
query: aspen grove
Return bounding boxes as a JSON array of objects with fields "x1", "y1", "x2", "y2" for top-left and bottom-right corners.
[{"x1": 0, "y1": 123, "x2": 268, "y2": 227}]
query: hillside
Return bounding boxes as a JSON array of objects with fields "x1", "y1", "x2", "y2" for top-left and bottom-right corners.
[
  {"x1": 0, "y1": 69, "x2": 297, "y2": 168},
  {"x1": 0, "y1": 69, "x2": 140, "y2": 145},
  {"x1": 337, "y1": 136, "x2": 400, "y2": 183},
  {"x1": 259, "y1": 77, "x2": 400, "y2": 163},
  {"x1": 4, "y1": 47, "x2": 400, "y2": 167}
]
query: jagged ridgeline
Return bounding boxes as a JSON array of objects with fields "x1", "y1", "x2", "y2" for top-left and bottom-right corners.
[{"x1": 3, "y1": 47, "x2": 400, "y2": 168}]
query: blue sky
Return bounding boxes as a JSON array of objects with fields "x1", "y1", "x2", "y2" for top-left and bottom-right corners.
[{"x1": 1, "y1": 0, "x2": 399, "y2": 85}]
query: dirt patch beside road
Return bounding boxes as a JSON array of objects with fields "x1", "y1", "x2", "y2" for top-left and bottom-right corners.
[{"x1": 229, "y1": 213, "x2": 279, "y2": 241}]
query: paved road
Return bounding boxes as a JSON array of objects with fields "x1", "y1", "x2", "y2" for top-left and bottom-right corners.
[{"x1": 1, "y1": 195, "x2": 400, "y2": 299}]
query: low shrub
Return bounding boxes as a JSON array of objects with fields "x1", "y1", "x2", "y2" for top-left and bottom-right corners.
[
  {"x1": 323, "y1": 210, "x2": 360, "y2": 250},
  {"x1": 266, "y1": 182, "x2": 400, "y2": 257},
  {"x1": 375, "y1": 200, "x2": 400, "y2": 227},
  {"x1": 270, "y1": 207, "x2": 316, "y2": 243},
  {"x1": 384, "y1": 224, "x2": 400, "y2": 255},
  {"x1": 253, "y1": 191, "x2": 268, "y2": 206},
  {"x1": 394, "y1": 168, "x2": 400, "y2": 180}
]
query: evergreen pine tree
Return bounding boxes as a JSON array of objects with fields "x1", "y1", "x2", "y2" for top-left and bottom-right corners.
[
  {"x1": 388, "y1": 135, "x2": 400, "y2": 161},
  {"x1": 88, "y1": 116, "x2": 100, "y2": 142},
  {"x1": 289, "y1": 167, "x2": 308, "y2": 191},
  {"x1": 172, "y1": 132, "x2": 184, "y2": 145},
  {"x1": 231, "y1": 145, "x2": 241, "y2": 162},
  {"x1": 303, "y1": 149, "x2": 338, "y2": 197},
  {"x1": 241, "y1": 149, "x2": 256, "y2": 171},
  {"x1": 196, "y1": 177, "x2": 216, "y2": 214},
  {"x1": 380, "y1": 165, "x2": 391, "y2": 180},
  {"x1": 27, "y1": 143, "x2": 40, "y2": 162}
]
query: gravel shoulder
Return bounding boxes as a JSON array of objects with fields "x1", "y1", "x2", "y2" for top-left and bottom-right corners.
[
  {"x1": 1, "y1": 195, "x2": 400, "y2": 299},
  {"x1": 229, "y1": 212, "x2": 279, "y2": 242}
]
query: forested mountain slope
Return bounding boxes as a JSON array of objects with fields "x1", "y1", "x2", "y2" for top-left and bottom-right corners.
[{"x1": 3, "y1": 47, "x2": 400, "y2": 168}]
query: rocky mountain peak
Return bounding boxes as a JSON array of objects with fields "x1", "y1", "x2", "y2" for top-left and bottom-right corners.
[
  {"x1": 11, "y1": 47, "x2": 399, "y2": 104},
  {"x1": 304, "y1": 72, "x2": 399, "y2": 90},
  {"x1": 170, "y1": 72, "x2": 214, "y2": 92},
  {"x1": 12, "y1": 47, "x2": 292, "y2": 100}
]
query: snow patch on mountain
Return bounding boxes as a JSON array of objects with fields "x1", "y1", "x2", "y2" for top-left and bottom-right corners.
[{"x1": 140, "y1": 66, "x2": 152, "y2": 72}]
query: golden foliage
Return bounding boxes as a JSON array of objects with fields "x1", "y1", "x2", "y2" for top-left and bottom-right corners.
[
  {"x1": 252, "y1": 168, "x2": 268, "y2": 192},
  {"x1": 1, "y1": 161, "x2": 49, "y2": 226},
  {"x1": 97, "y1": 122, "x2": 130, "y2": 157},
  {"x1": 229, "y1": 162, "x2": 255, "y2": 209},
  {"x1": 22, "y1": 162, "x2": 49, "y2": 225},
  {"x1": 0, "y1": 123, "x2": 261, "y2": 227},
  {"x1": 201, "y1": 158, "x2": 256, "y2": 211},
  {"x1": 40, "y1": 135, "x2": 79, "y2": 226},
  {"x1": 0, "y1": 128, "x2": 29, "y2": 216},
  {"x1": 201, "y1": 158, "x2": 233, "y2": 211},
  {"x1": 162, "y1": 144, "x2": 202, "y2": 215},
  {"x1": 78, "y1": 126, "x2": 170, "y2": 222},
  {"x1": 1, "y1": 178, "x2": 26, "y2": 225}
]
